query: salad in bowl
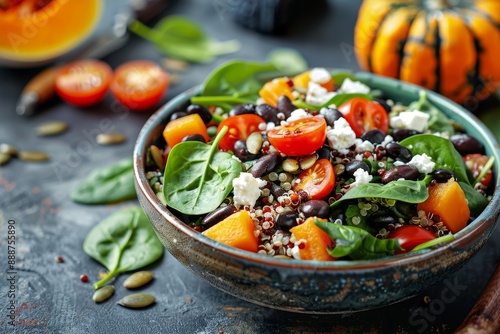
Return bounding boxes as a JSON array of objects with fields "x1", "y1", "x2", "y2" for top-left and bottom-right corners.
[{"x1": 134, "y1": 60, "x2": 499, "y2": 313}]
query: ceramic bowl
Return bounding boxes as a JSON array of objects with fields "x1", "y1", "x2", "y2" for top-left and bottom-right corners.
[{"x1": 133, "y1": 72, "x2": 500, "y2": 314}]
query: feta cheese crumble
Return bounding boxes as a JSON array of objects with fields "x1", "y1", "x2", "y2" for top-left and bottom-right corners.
[
  {"x1": 338, "y1": 78, "x2": 370, "y2": 94},
  {"x1": 286, "y1": 108, "x2": 310, "y2": 123},
  {"x1": 232, "y1": 172, "x2": 267, "y2": 208},
  {"x1": 407, "y1": 153, "x2": 435, "y2": 174},
  {"x1": 305, "y1": 82, "x2": 336, "y2": 106},
  {"x1": 390, "y1": 110, "x2": 430, "y2": 132},
  {"x1": 326, "y1": 117, "x2": 356, "y2": 153},
  {"x1": 309, "y1": 67, "x2": 331, "y2": 84},
  {"x1": 350, "y1": 168, "x2": 373, "y2": 188}
]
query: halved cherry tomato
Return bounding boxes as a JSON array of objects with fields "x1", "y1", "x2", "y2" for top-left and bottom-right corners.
[
  {"x1": 110, "y1": 60, "x2": 169, "y2": 111},
  {"x1": 267, "y1": 116, "x2": 326, "y2": 156},
  {"x1": 292, "y1": 159, "x2": 335, "y2": 200},
  {"x1": 338, "y1": 98, "x2": 389, "y2": 137},
  {"x1": 216, "y1": 114, "x2": 265, "y2": 152},
  {"x1": 258, "y1": 77, "x2": 295, "y2": 107},
  {"x1": 55, "y1": 59, "x2": 113, "y2": 107},
  {"x1": 463, "y1": 153, "x2": 493, "y2": 187},
  {"x1": 387, "y1": 225, "x2": 436, "y2": 254}
]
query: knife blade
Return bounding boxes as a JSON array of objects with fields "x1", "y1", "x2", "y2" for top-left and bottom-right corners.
[{"x1": 16, "y1": 0, "x2": 168, "y2": 117}]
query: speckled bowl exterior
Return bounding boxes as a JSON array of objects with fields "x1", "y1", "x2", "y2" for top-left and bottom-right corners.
[{"x1": 134, "y1": 73, "x2": 500, "y2": 314}]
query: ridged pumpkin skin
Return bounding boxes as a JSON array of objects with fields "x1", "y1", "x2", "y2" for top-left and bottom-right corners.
[{"x1": 355, "y1": 0, "x2": 500, "y2": 106}]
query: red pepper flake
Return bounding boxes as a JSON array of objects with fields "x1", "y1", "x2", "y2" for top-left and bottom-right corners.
[
  {"x1": 55, "y1": 256, "x2": 64, "y2": 263},
  {"x1": 298, "y1": 242, "x2": 306, "y2": 249},
  {"x1": 363, "y1": 151, "x2": 372, "y2": 159},
  {"x1": 80, "y1": 274, "x2": 88, "y2": 283}
]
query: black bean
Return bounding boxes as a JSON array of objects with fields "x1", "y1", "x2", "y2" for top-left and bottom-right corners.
[
  {"x1": 316, "y1": 147, "x2": 332, "y2": 161},
  {"x1": 329, "y1": 209, "x2": 346, "y2": 223},
  {"x1": 391, "y1": 129, "x2": 421, "y2": 142},
  {"x1": 385, "y1": 142, "x2": 412, "y2": 162},
  {"x1": 202, "y1": 205, "x2": 238, "y2": 229},
  {"x1": 320, "y1": 107, "x2": 343, "y2": 127},
  {"x1": 393, "y1": 201, "x2": 417, "y2": 218},
  {"x1": 299, "y1": 200, "x2": 330, "y2": 219},
  {"x1": 381, "y1": 165, "x2": 420, "y2": 184},
  {"x1": 276, "y1": 211, "x2": 299, "y2": 230},
  {"x1": 361, "y1": 129, "x2": 385, "y2": 144},
  {"x1": 450, "y1": 133, "x2": 485, "y2": 156},
  {"x1": 276, "y1": 95, "x2": 295, "y2": 118},
  {"x1": 370, "y1": 215, "x2": 398, "y2": 229},
  {"x1": 433, "y1": 168, "x2": 456, "y2": 183},
  {"x1": 170, "y1": 111, "x2": 187, "y2": 121},
  {"x1": 374, "y1": 98, "x2": 391, "y2": 113},
  {"x1": 249, "y1": 152, "x2": 281, "y2": 178},
  {"x1": 256, "y1": 104, "x2": 281, "y2": 124},
  {"x1": 270, "y1": 182, "x2": 286, "y2": 198},
  {"x1": 181, "y1": 134, "x2": 206, "y2": 143},
  {"x1": 233, "y1": 140, "x2": 258, "y2": 161},
  {"x1": 186, "y1": 104, "x2": 212, "y2": 124},
  {"x1": 229, "y1": 103, "x2": 257, "y2": 117},
  {"x1": 344, "y1": 160, "x2": 370, "y2": 179}
]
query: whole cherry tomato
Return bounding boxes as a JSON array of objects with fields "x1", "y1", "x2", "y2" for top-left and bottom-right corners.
[
  {"x1": 463, "y1": 153, "x2": 493, "y2": 187},
  {"x1": 387, "y1": 225, "x2": 436, "y2": 253}
]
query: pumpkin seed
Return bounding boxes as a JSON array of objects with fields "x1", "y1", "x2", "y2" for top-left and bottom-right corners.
[
  {"x1": 299, "y1": 154, "x2": 317, "y2": 170},
  {"x1": 246, "y1": 132, "x2": 263, "y2": 155},
  {"x1": 18, "y1": 151, "x2": 50, "y2": 162},
  {"x1": 96, "y1": 132, "x2": 127, "y2": 145},
  {"x1": 149, "y1": 145, "x2": 164, "y2": 169},
  {"x1": 163, "y1": 58, "x2": 189, "y2": 71},
  {"x1": 117, "y1": 293, "x2": 155, "y2": 309},
  {"x1": 0, "y1": 143, "x2": 18, "y2": 156},
  {"x1": 36, "y1": 121, "x2": 69, "y2": 136},
  {"x1": 123, "y1": 271, "x2": 154, "y2": 289},
  {"x1": 92, "y1": 285, "x2": 115, "y2": 303},
  {"x1": 282, "y1": 158, "x2": 299, "y2": 173},
  {"x1": 0, "y1": 153, "x2": 11, "y2": 166}
]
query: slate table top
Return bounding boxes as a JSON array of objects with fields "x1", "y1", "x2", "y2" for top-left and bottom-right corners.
[{"x1": 1, "y1": 1, "x2": 499, "y2": 333}]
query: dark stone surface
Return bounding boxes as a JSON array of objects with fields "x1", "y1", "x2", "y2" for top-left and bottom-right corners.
[{"x1": 0, "y1": 0, "x2": 499, "y2": 333}]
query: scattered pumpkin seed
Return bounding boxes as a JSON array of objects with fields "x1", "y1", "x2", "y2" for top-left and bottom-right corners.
[
  {"x1": 246, "y1": 132, "x2": 263, "y2": 155},
  {"x1": 92, "y1": 285, "x2": 115, "y2": 303},
  {"x1": 299, "y1": 154, "x2": 317, "y2": 170},
  {"x1": 36, "y1": 121, "x2": 69, "y2": 136},
  {"x1": 18, "y1": 151, "x2": 50, "y2": 162},
  {"x1": 334, "y1": 164, "x2": 345, "y2": 176},
  {"x1": 117, "y1": 293, "x2": 155, "y2": 309},
  {"x1": 282, "y1": 158, "x2": 299, "y2": 173},
  {"x1": 123, "y1": 271, "x2": 154, "y2": 289},
  {"x1": 163, "y1": 58, "x2": 189, "y2": 71},
  {"x1": 96, "y1": 132, "x2": 127, "y2": 145},
  {"x1": 149, "y1": 145, "x2": 164, "y2": 170},
  {"x1": 168, "y1": 73, "x2": 181, "y2": 84},
  {"x1": 0, "y1": 143, "x2": 18, "y2": 156},
  {"x1": 0, "y1": 153, "x2": 11, "y2": 166}
]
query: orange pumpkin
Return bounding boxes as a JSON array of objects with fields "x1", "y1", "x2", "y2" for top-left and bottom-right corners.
[
  {"x1": 0, "y1": 0, "x2": 101, "y2": 66},
  {"x1": 354, "y1": 0, "x2": 500, "y2": 106}
]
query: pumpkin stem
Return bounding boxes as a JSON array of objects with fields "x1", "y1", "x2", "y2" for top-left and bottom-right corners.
[{"x1": 426, "y1": 0, "x2": 450, "y2": 10}]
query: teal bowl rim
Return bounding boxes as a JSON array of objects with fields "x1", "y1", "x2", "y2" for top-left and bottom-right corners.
[{"x1": 134, "y1": 71, "x2": 500, "y2": 271}]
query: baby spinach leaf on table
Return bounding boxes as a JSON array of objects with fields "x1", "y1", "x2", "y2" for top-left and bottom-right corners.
[
  {"x1": 190, "y1": 60, "x2": 279, "y2": 111},
  {"x1": 163, "y1": 126, "x2": 242, "y2": 215},
  {"x1": 407, "y1": 91, "x2": 455, "y2": 135},
  {"x1": 71, "y1": 159, "x2": 136, "y2": 204},
  {"x1": 83, "y1": 206, "x2": 163, "y2": 290},
  {"x1": 400, "y1": 134, "x2": 471, "y2": 184},
  {"x1": 129, "y1": 16, "x2": 240, "y2": 63},
  {"x1": 293, "y1": 93, "x2": 372, "y2": 110},
  {"x1": 330, "y1": 179, "x2": 429, "y2": 208},
  {"x1": 315, "y1": 220, "x2": 402, "y2": 260}
]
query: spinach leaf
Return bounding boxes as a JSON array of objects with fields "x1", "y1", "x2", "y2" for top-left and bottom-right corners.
[
  {"x1": 331, "y1": 179, "x2": 429, "y2": 208},
  {"x1": 71, "y1": 159, "x2": 136, "y2": 204},
  {"x1": 129, "y1": 16, "x2": 240, "y2": 63},
  {"x1": 400, "y1": 134, "x2": 470, "y2": 184},
  {"x1": 345, "y1": 203, "x2": 373, "y2": 233},
  {"x1": 163, "y1": 126, "x2": 242, "y2": 215},
  {"x1": 83, "y1": 206, "x2": 163, "y2": 290},
  {"x1": 315, "y1": 220, "x2": 402, "y2": 260},
  {"x1": 190, "y1": 60, "x2": 278, "y2": 110},
  {"x1": 458, "y1": 181, "x2": 490, "y2": 217},
  {"x1": 293, "y1": 93, "x2": 372, "y2": 110},
  {"x1": 407, "y1": 91, "x2": 455, "y2": 135},
  {"x1": 267, "y1": 48, "x2": 308, "y2": 74}
]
